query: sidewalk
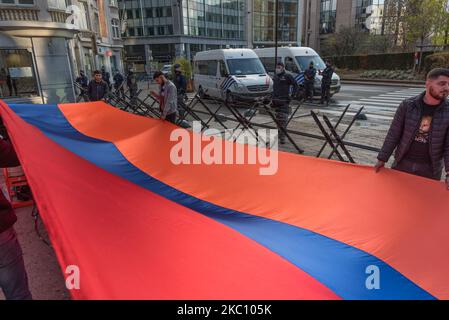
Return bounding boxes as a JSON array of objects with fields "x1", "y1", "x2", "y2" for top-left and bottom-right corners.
[{"x1": 0, "y1": 205, "x2": 69, "y2": 300}]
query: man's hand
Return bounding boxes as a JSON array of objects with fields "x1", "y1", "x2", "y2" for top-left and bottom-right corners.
[{"x1": 374, "y1": 160, "x2": 385, "y2": 173}]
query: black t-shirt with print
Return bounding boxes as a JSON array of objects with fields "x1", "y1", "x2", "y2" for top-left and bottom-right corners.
[{"x1": 403, "y1": 102, "x2": 438, "y2": 163}]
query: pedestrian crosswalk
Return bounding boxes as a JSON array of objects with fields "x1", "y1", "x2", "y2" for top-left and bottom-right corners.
[{"x1": 324, "y1": 87, "x2": 425, "y2": 121}]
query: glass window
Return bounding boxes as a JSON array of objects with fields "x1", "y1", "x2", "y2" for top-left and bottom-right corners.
[
  {"x1": 196, "y1": 61, "x2": 210, "y2": 75},
  {"x1": 0, "y1": 49, "x2": 39, "y2": 98},
  {"x1": 48, "y1": 0, "x2": 66, "y2": 9},
  {"x1": 259, "y1": 57, "x2": 282, "y2": 73},
  {"x1": 295, "y1": 55, "x2": 326, "y2": 71},
  {"x1": 111, "y1": 19, "x2": 120, "y2": 38},
  {"x1": 207, "y1": 61, "x2": 218, "y2": 76},
  {"x1": 320, "y1": 0, "x2": 337, "y2": 34},
  {"x1": 226, "y1": 58, "x2": 266, "y2": 75},
  {"x1": 285, "y1": 57, "x2": 299, "y2": 73},
  {"x1": 165, "y1": 6, "x2": 172, "y2": 17}
]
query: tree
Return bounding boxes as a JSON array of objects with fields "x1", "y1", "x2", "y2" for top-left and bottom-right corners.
[
  {"x1": 321, "y1": 26, "x2": 365, "y2": 56},
  {"x1": 432, "y1": 0, "x2": 449, "y2": 46},
  {"x1": 402, "y1": 0, "x2": 447, "y2": 49},
  {"x1": 381, "y1": 0, "x2": 407, "y2": 47}
]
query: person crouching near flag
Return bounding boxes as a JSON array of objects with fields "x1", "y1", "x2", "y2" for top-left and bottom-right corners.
[
  {"x1": 151, "y1": 71, "x2": 178, "y2": 124},
  {"x1": 272, "y1": 62, "x2": 298, "y2": 145},
  {"x1": 375, "y1": 68, "x2": 449, "y2": 189},
  {"x1": 0, "y1": 128, "x2": 32, "y2": 300}
]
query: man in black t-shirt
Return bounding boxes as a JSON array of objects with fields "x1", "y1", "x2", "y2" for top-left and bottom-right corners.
[
  {"x1": 374, "y1": 68, "x2": 449, "y2": 189},
  {"x1": 401, "y1": 102, "x2": 435, "y2": 165}
]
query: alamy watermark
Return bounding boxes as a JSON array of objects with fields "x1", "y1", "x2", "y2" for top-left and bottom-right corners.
[
  {"x1": 170, "y1": 121, "x2": 279, "y2": 175},
  {"x1": 65, "y1": 265, "x2": 80, "y2": 290},
  {"x1": 365, "y1": 265, "x2": 381, "y2": 290}
]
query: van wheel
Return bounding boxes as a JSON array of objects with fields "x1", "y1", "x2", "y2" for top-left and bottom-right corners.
[{"x1": 198, "y1": 86, "x2": 206, "y2": 99}]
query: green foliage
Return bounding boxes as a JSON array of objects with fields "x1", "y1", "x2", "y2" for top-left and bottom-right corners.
[
  {"x1": 172, "y1": 57, "x2": 193, "y2": 80},
  {"x1": 402, "y1": 0, "x2": 447, "y2": 47},
  {"x1": 321, "y1": 26, "x2": 365, "y2": 57},
  {"x1": 424, "y1": 51, "x2": 449, "y2": 72},
  {"x1": 327, "y1": 52, "x2": 432, "y2": 70},
  {"x1": 360, "y1": 69, "x2": 419, "y2": 80}
]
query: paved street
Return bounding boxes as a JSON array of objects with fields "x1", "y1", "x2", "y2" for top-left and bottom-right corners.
[
  {"x1": 324, "y1": 83, "x2": 425, "y2": 120},
  {"x1": 139, "y1": 82, "x2": 425, "y2": 165},
  {"x1": 0, "y1": 82, "x2": 427, "y2": 300}
]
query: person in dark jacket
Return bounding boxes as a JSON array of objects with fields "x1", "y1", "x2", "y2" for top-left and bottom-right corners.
[
  {"x1": 304, "y1": 61, "x2": 316, "y2": 102},
  {"x1": 113, "y1": 71, "x2": 125, "y2": 98},
  {"x1": 87, "y1": 70, "x2": 109, "y2": 102},
  {"x1": 75, "y1": 70, "x2": 89, "y2": 102},
  {"x1": 0, "y1": 130, "x2": 32, "y2": 300},
  {"x1": 272, "y1": 62, "x2": 298, "y2": 144},
  {"x1": 126, "y1": 70, "x2": 138, "y2": 104},
  {"x1": 375, "y1": 68, "x2": 449, "y2": 188},
  {"x1": 101, "y1": 66, "x2": 111, "y2": 88},
  {"x1": 320, "y1": 60, "x2": 334, "y2": 105},
  {"x1": 172, "y1": 64, "x2": 187, "y2": 119}
]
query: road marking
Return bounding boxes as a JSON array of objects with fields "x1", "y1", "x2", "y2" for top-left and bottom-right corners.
[
  {"x1": 319, "y1": 109, "x2": 394, "y2": 121},
  {"x1": 359, "y1": 99, "x2": 403, "y2": 105}
]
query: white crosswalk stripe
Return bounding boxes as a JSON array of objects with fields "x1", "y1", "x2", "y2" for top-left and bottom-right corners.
[{"x1": 318, "y1": 87, "x2": 425, "y2": 120}]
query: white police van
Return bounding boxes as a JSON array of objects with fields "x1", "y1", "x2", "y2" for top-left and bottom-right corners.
[
  {"x1": 193, "y1": 49, "x2": 273, "y2": 103},
  {"x1": 254, "y1": 47, "x2": 341, "y2": 97}
]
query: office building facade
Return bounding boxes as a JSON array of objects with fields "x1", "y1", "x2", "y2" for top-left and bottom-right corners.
[
  {"x1": 0, "y1": 0, "x2": 124, "y2": 103},
  {"x1": 247, "y1": 0, "x2": 303, "y2": 48},
  {"x1": 303, "y1": 0, "x2": 386, "y2": 52},
  {"x1": 119, "y1": 0, "x2": 247, "y2": 72}
]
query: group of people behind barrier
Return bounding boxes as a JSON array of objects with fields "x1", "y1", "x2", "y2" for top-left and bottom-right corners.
[{"x1": 75, "y1": 66, "x2": 136, "y2": 103}]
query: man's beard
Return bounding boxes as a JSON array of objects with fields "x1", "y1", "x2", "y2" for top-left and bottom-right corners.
[{"x1": 429, "y1": 86, "x2": 449, "y2": 101}]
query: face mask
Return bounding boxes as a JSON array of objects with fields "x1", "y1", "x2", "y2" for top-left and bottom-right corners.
[{"x1": 275, "y1": 68, "x2": 283, "y2": 75}]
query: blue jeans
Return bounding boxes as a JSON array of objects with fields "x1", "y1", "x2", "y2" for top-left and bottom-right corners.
[{"x1": 0, "y1": 228, "x2": 32, "y2": 300}]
